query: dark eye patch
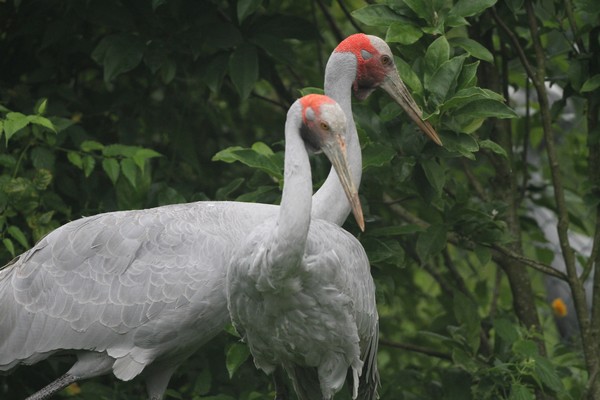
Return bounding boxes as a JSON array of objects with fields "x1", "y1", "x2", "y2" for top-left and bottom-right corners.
[{"x1": 300, "y1": 123, "x2": 323, "y2": 153}]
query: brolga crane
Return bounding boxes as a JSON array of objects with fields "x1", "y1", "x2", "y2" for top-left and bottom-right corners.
[
  {"x1": 227, "y1": 94, "x2": 377, "y2": 400},
  {"x1": 0, "y1": 34, "x2": 440, "y2": 400}
]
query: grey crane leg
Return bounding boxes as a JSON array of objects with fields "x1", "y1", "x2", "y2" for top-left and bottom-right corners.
[
  {"x1": 145, "y1": 364, "x2": 178, "y2": 400},
  {"x1": 24, "y1": 373, "x2": 78, "y2": 400},
  {"x1": 273, "y1": 367, "x2": 288, "y2": 400}
]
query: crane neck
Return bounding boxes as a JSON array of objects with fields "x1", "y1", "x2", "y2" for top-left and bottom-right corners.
[
  {"x1": 312, "y1": 52, "x2": 361, "y2": 225},
  {"x1": 274, "y1": 101, "x2": 312, "y2": 263}
]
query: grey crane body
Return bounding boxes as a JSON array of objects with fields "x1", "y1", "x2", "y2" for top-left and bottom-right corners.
[
  {"x1": 227, "y1": 96, "x2": 377, "y2": 400},
  {"x1": 1, "y1": 201, "x2": 274, "y2": 398}
]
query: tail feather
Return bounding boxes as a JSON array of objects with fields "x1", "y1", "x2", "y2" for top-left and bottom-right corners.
[
  {"x1": 286, "y1": 365, "x2": 324, "y2": 400},
  {"x1": 357, "y1": 322, "x2": 380, "y2": 400}
]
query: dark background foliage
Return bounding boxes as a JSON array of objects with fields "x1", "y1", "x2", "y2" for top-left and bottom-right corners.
[{"x1": 2, "y1": 0, "x2": 600, "y2": 399}]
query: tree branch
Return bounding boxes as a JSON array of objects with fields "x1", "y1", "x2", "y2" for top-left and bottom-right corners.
[{"x1": 382, "y1": 193, "x2": 566, "y2": 280}]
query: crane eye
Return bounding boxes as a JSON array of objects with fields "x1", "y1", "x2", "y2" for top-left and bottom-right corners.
[
  {"x1": 381, "y1": 55, "x2": 392, "y2": 66},
  {"x1": 320, "y1": 122, "x2": 330, "y2": 131}
]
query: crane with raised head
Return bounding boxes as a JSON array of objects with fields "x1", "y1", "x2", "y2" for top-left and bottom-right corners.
[
  {"x1": 0, "y1": 34, "x2": 440, "y2": 399},
  {"x1": 227, "y1": 94, "x2": 377, "y2": 400}
]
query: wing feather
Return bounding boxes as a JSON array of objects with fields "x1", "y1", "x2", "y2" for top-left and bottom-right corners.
[{"x1": 0, "y1": 201, "x2": 277, "y2": 375}]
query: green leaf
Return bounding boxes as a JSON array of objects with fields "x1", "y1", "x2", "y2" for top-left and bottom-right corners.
[
  {"x1": 160, "y1": 60, "x2": 176, "y2": 84},
  {"x1": 421, "y1": 159, "x2": 445, "y2": 195},
  {"x1": 0, "y1": 154, "x2": 16, "y2": 168},
  {"x1": 81, "y1": 140, "x2": 105, "y2": 152},
  {"x1": 33, "y1": 169, "x2": 52, "y2": 190},
  {"x1": 3, "y1": 238, "x2": 15, "y2": 257},
  {"x1": 203, "y1": 53, "x2": 230, "y2": 93},
  {"x1": 494, "y1": 318, "x2": 519, "y2": 343},
  {"x1": 4, "y1": 112, "x2": 30, "y2": 142},
  {"x1": 27, "y1": 115, "x2": 56, "y2": 132},
  {"x1": 92, "y1": 34, "x2": 146, "y2": 82},
  {"x1": 133, "y1": 148, "x2": 162, "y2": 172},
  {"x1": 479, "y1": 139, "x2": 507, "y2": 157},
  {"x1": 449, "y1": 37, "x2": 493, "y2": 62},
  {"x1": 534, "y1": 356, "x2": 565, "y2": 392},
  {"x1": 212, "y1": 146, "x2": 245, "y2": 163},
  {"x1": 457, "y1": 61, "x2": 479, "y2": 90},
  {"x1": 212, "y1": 146, "x2": 283, "y2": 180},
  {"x1": 216, "y1": 177, "x2": 244, "y2": 200},
  {"x1": 103, "y1": 144, "x2": 139, "y2": 157},
  {"x1": 416, "y1": 224, "x2": 447, "y2": 260},
  {"x1": 82, "y1": 155, "x2": 96, "y2": 177},
  {"x1": 403, "y1": 0, "x2": 433, "y2": 20},
  {"x1": 440, "y1": 87, "x2": 505, "y2": 111},
  {"x1": 7, "y1": 225, "x2": 29, "y2": 249},
  {"x1": 229, "y1": 43, "x2": 259, "y2": 100},
  {"x1": 513, "y1": 339, "x2": 538, "y2": 358},
  {"x1": 35, "y1": 98, "x2": 48, "y2": 115},
  {"x1": 362, "y1": 237, "x2": 405, "y2": 267},
  {"x1": 362, "y1": 143, "x2": 397, "y2": 169},
  {"x1": 238, "y1": 0, "x2": 262, "y2": 23},
  {"x1": 505, "y1": 0, "x2": 524, "y2": 13},
  {"x1": 449, "y1": 0, "x2": 498, "y2": 18},
  {"x1": 581, "y1": 74, "x2": 600, "y2": 92},
  {"x1": 453, "y1": 292, "x2": 481, "y2": 352},
  {"x1": 509, "y1": 383, "x2": 534, "y2": 400},
  {"x1": 226, "y1": 342, "x2": 251, "y2": 379},
  {"x1": 386, "y1": 22, "x2": 423, "y2": 45},
  {"x1": 351, "y1": 5, "x2": 407, "y2": 26},
  {"x1": 251, "y1": 142, "x2": 274, "y2": 156},
  {"x1": 474, "y1": 245, "x2": 491, "y2": 265},
  {"x1": 427, "y1": 56, "x2": 466, "y2": 104},
  {"x1": 31, "y1": 147, "x2": 55, "y2": 170},
  {"x1": 439, "y1": 134, "x2": 479, "y2": 159},
  {"x1": 102, "y1": 158, "x2": 120, "y2": 184},
  {"x1": 454, "y1": 99, "x2": 518, "y2": 119},
  {"x1": 395, "y1": 56, "x2": 423, "y2": 96},
  {"x1": 157, "y1": 186, "x2": 187, "y2": 206},
  {"x1": 121, "y1": 158, "x2": 138, "y2": 188},
  {"x1": 298, "y1": 87, "x2": 324, "y2": 96},
  {"x1": 425, "y1": 36, "x2": 450, "y2": 76},
  {"x1": 67, "y1": 152, "x2": 83, "y2": 169}
]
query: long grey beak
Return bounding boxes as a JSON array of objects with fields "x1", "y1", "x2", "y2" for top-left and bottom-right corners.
[
  {"x1": 322, "y1": 134, "x2": 365, "y2": 231},
  {"x1": 381, "y1": 71, "x2": 443, "y2": 146}
]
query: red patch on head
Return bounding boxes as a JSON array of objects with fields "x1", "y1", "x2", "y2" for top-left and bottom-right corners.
[
  {"x1": 334, "y1": 33, "x2": 377, "y2": 56},
  {"x1": 300, "y1": 94, "x2": 335, "y2": 124},
  {"x1": 334, "y1": 34, "x2": 386, "y2": 95}
]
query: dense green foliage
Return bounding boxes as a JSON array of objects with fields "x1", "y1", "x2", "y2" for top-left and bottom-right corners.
[{"x1": 2, "y1": 0, "x2": 600, "y2": 399}]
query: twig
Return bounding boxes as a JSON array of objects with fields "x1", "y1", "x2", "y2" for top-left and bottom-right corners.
[
  {"x1": 562, "y1": 0, "x2": 586, "y2": 54},
  {"x1": 336, "y1": 0, "x2": 363, "y2": 33},
  {"x1": 315, "y1": 0, "x2": 344, "y2": 43},
  {"x1": 460, "y1": 159, "x2": 489, "y2": 201},
  {"x1": 379, "y1": 339, "x2": 452, "y2": 361}
]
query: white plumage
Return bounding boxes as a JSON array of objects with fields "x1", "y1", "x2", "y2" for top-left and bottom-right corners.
[
  {"x1": 226, "y1": 95, "x2": 377, "y2": 399},
  {"x1": 0, "y1": 34, "x2": 440, "y2": 399}
]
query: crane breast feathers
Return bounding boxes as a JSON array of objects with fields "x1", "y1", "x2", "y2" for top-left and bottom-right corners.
[{"x1": 6, "y1": 207, "x2": 225, "y2": 334}]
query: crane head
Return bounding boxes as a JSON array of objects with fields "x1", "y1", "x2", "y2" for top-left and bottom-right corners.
[
  {"x1": 334, "y1": 34, "x2": 443, "y2": 146},
  {"x1": 300, "y1": 94, "x2": 365, "y2": 231}
]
